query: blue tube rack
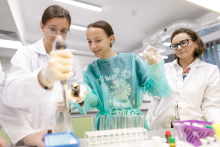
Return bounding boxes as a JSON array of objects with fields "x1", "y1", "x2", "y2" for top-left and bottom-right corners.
[{"x1": 44, "y1": 132, "x2": 80, "y2": 147}]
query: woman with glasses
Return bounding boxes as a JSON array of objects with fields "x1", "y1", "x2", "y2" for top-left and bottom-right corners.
[
  {"x1": 0, "y1": 5, "x2": 77, "y2": 146},
  {"x1": 146, "y1": 28, "x2": 220, "y2": 130}
]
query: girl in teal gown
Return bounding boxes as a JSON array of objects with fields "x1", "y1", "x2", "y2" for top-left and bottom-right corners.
[{"x1": 70, "y1": 20, "x2": 172, "y2": 131}]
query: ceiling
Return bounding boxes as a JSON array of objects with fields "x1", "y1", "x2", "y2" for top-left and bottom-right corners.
[{"x1": 0, "y1": 0, "x2": 209, "y2": 58}]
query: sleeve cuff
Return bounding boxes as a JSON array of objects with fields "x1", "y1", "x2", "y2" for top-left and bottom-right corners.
[{"x1": 28, "y1": 68, "x2": 53, "y2": 96}]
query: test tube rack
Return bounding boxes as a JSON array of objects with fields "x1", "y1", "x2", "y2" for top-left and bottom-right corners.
[{"x1": 84, "y1": 127, "x2": 148, "y2": 147}]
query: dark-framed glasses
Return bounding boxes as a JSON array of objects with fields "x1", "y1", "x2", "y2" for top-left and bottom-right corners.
[
  {"x1": 170, "y1": 39, "x2": 195, "y2": 50},
  {"x1": 45, "y1": 26, "x2": 71, "y2": 39}
]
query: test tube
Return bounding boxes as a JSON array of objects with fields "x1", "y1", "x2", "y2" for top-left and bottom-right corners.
[
  {"x1": 105, "y1": 115, "x2": 111, "y2": 130},
  {"x1": 132, "y1": 115, "x2": 138, "y2": 128},
  {"x1": 99, "y1": 115, "x2": 105, "y2": 131},
  {"x1": 112, "y1": 115, "x2": 117, "y2": 130},
  {"x1": 121, "y1": 116, "x2": 127, "y2": 129},
  {"x1": 117, "y1": 115, "x2": 122, "y2": 129},
  {"x1": 126, "y1": 115, "x2": 133, "y2": 128},
  {"x1": 137, "y1": 115, "x2": 144, "y2": 128},
  {"x1": 91, "y1": 117, "x2": 97, "y2": 131}
]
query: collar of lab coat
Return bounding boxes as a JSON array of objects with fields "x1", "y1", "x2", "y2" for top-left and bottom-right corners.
[
  {"x1": 167, "y1": 58, "x2": 203, "y2": 68},
  {"x1": 167, "y1": 58, "x2": 204, "y2": 91},
  {"x1": 34, "y1": 39, "x2": 49, "y2": 56}
]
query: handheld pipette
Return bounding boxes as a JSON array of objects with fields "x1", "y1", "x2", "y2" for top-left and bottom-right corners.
[
  {"x1": 71, "y1": 83, "x2": 87, "y2": 118},
  {"x1": 55, "y1": 36, "x2": 71, "y2": 132}
]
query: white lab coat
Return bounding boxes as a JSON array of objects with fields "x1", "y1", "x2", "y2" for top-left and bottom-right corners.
[
  {"x1": 1, "y1": 39, "x2": 77, "y2": 144},
  {"x1": 1, "y1": 62, "x2": 35, "y2": 145},
  {"x1": 146, "y1": 58, "x2": 220, "y2": 130}
]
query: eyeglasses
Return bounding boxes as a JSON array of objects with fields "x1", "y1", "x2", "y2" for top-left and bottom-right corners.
[
  {"x1": 45, "y1": 26, "x2": 71, "y2": 39},
  {"x1": 170, "y1": 39, "x2": 195, "y2": 50}
]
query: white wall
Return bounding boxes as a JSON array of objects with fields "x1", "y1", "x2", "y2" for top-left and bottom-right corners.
[
  {"x1": 0, "y1": 54, "x2": 97, "y2": 81},
  {"x1": 0, "y1": 57, "x2": 11, "y2": 75}
]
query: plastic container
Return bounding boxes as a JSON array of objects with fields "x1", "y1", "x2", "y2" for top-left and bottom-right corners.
[
  {"x1": 44, "y1": 132, "x2": 80, "y2": 147},
  {"x1": 172, "y1": 120, "x2": 215, "y2": 146}
]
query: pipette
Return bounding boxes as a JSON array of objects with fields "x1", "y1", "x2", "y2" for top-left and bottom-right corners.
[
  {"x1": 71, "y1": 83, "x2": 87, "y2": 118},
  {"x1": 55, "y1": 36, "x2": 71, "y2": 132}
]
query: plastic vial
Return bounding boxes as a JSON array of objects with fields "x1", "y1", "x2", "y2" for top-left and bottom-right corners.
[
  {"x1": 152, "y1": 136, "x2": 162, "y2": 147},
  {"x1": 184, "y1": 122, "x2": 191, "y2": 126},
  {"x1": 206, "y1": 137, "x2": 218, "y2": 147},
  {"x1": 199, "y1": 138, "x2": 208, "y2": 147},
  {"x1": 168, "y1": 137, "x2": 176, "y2": 147},
  {"x1": 165, "y1": 131, "x2": 171, "y2": 143}
]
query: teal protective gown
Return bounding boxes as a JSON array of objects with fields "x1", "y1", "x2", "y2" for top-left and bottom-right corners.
[{"x1": 70, "y1": 53, "x2": 172, "y2": 131}]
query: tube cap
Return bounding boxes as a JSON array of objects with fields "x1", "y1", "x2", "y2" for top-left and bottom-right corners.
[
  {"x1": 206, "y1": 126, "x2": 212, "y2": 129},
  {"x1": 165, "y1": 131, "x2": 171, "y2": 135},
  {"x1": 168, "y1": 137, "x2": 175, "y2": 143}
]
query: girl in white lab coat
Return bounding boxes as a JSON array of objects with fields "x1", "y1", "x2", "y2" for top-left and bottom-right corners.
[
  {"x1": 147, "y1": 28, "x2": 220, "y2": 130},
  {"x1": 1, "y1": 5, "x2": 77, "y2": 146}
]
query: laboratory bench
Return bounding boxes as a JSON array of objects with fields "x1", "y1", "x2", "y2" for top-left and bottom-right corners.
[{"x1": 12, "y1": 128, "x2": 175, "y2": 147}]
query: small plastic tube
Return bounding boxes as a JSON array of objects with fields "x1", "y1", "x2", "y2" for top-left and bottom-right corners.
[
  {"x1": 137, "y1": 115, "x2": 144, "y2": 128},
  {"x1": 206, "y1": 137, "x2": 216, "y2": 146},
  {"x1": 192, "y1": 123, "x2": 198, "y2": 127},
  {"x1": 105, "y1": 115, "x2": 111, "y2": 130},
  {"x1": 132, "y1": 115, "x2": 137, "y2": 128},
  {"x1": 117, "y1": 115, "x2": 122, "y2": 129},
  {"x1": 126, "y1": 116, "x2": 133, "y2": 128},
  {"x1": 176, "y1": 140, "x2": 184, "y2": 147},
  {"x1": 184, "y1": 122, "x2": 191, "y2": 126},
  {"x1": 91, "y1": 117, "x2": 97, "y2": 131},
  {"x1": 99, "y1": 115, "x2": 105, "y2": 131},
  {"x1": 197, "y1": 124, "x2": 204, "y2": 128},
  {"x1": 112, "y1": 115, "x2": 117, "y2": 130},
  {"x1": 121, "y1": 116, "x2": 126, "y2": 129},
  {"x1": 199, "y1": 138, "x2": 208, "y2": 147},
  {"x1": 152, "y1": 136, "x2": 162, "y2": 147}
]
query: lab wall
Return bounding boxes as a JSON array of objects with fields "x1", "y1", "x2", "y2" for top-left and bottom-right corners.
[{"x1": 0, "y1": 57, "x2": 11, "y2": 75}]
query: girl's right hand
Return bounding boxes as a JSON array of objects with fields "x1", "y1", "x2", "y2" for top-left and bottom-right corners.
[
  {"x1": 140, "y1": 45, "x2": 162, "y2": 66},
  {"x1": 69, "y1": 85, "x2": 87, "y2": 103}
]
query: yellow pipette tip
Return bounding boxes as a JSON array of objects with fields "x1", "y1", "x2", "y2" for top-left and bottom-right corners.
[{"x1": 72, "y1": 83, "x2": 78, "y2": 88}]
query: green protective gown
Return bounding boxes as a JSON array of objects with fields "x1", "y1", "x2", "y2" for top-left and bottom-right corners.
[{"x1": 70, "y1": 53, "x2": 172, "y2": 131}]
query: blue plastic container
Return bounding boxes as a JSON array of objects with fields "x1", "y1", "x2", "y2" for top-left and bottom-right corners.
[{"x1": 44, "y1": 132, "x2": 80, "y2": 147}]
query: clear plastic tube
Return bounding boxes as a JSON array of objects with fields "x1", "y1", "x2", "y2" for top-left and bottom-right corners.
[
  {"x1": 105, "y1": 115, "x2": 111, "y2": 130},
  {"x1": 91, "y1": 117, "x2": 97, "y2": 131},
  {"x1": 99, "y1": 115, "x2": 105, "y2": 131},
  {"x1": 127, "y1": 115, "x2": 133, "y2": 128}
]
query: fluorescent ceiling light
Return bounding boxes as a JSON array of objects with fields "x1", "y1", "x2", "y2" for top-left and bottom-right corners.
[
  {"x1": 0, "y1": 39, "x2": 22, "y2": 49},
  {"x1": 71, "y1": 25, "x2": 87, "y2": 31},
  {"x1": 157, "y1": 49, "x2": 166, "y2": 53},
  {"x1": 161, "y1": 56, "x2": 168, "y2": 59},
  {"x1": 163, "y1": 42, "x2": 171, "y2": 46},
  {"x1": 54, "y1": 0, "x2": 102, "y2": 12},
  {"x1": 185, "y1": 0, "x2": 220, "y2": 13}
]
